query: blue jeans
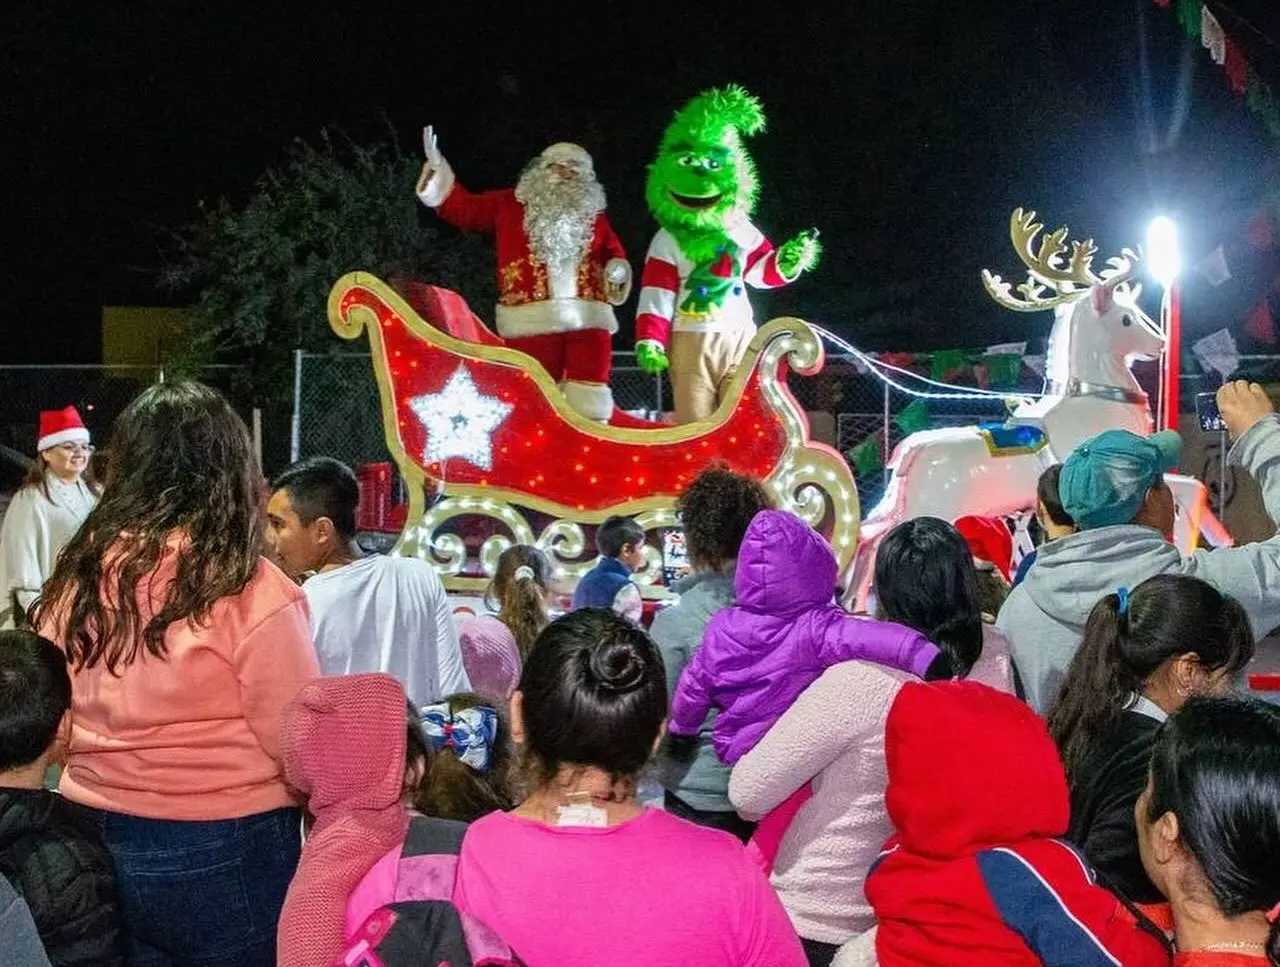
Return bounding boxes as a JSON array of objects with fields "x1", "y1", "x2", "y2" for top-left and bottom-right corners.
[{"x1": 70, "y1": 804, "x2": 301, "y2": 967}]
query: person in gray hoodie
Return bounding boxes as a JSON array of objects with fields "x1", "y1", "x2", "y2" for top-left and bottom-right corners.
[
  {"x1": 650, "y1": 465, "x2": 772, "y2": 840},
  {"x1": 998, "y1": 380, "x2": 1280, "y2": 714}
]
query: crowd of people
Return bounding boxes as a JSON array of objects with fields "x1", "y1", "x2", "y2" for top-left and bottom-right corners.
[{"x1": 0, "y1": 376, "x2": 1278, "y2": 967}]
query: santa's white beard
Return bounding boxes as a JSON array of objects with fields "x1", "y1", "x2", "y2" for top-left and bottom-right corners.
[{"x1": 515, "y1": 166, "x2": 606, "y2": 281}]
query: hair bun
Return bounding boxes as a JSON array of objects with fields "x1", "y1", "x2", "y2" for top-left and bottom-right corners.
[{"x1": 588, "y1": 637, "x2": 648, "y2": 694}]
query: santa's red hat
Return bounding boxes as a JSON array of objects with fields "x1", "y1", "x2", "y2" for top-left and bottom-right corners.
[
  {"x1": 37, "y1": 406, "x2": 90, "y2": 452},
  {"x1": 953, "y1": 515, "x2": 1013, "y2": 583}
]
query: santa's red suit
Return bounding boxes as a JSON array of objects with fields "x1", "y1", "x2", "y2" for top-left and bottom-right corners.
[{"x1": 416, "y1": 142, "x2": 631, "y2": 420}]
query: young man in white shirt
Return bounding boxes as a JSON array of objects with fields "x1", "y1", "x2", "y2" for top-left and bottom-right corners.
[{"x1": 266, "y1": 457, "x2": 469, "y2": 707}]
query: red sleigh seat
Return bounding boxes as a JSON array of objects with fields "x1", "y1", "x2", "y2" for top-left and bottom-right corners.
[{"x1": 391, "y1": 277, "x2": 664, "y2": 429}]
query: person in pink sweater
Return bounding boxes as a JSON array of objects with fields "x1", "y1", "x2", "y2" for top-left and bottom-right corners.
[
  {"x1": 32, "y1": 381, "x2": 320, "y2": 967},
  {"x1": 454, "y1": 607, "x2": 806, "y2": 966},
  {"x1": 729, "y1": 659, "x2": 912, "y2": 967}
]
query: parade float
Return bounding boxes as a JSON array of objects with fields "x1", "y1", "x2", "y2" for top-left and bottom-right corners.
[{"x1": 327, "y1": 273, "x2": 859, "y2": 597}]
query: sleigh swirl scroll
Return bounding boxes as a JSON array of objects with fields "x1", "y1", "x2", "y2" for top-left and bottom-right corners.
[{"x1": 328, "y1": 272, "x2": 859, "y2": 590}]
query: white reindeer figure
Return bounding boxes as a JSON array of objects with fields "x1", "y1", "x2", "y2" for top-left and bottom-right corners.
[{"x1": 848, "y1": 209, "x2": 1229, "y2": 606}]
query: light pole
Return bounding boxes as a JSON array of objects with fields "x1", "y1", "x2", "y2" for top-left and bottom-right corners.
[{"x1": 1147, "y1": 216, "x2": 1182, "y2": 433}]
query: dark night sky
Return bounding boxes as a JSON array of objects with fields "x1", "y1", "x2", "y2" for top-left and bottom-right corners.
[{"x1": 4, "y1": 0, "x2": 1280, "y2": 365}]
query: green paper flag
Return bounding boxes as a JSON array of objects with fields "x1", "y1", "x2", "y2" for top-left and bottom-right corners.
[
  {"x1": 846, "y1": 437, "x2": 884, "y2": 478},
  {"x1": 983, "y1": 353, "x2": 1024, "y2": 388},
  {"x1": 930, "y1": 349, "x2": 972, "y2": 382},
  {"x1": 1176, "y1": 0, "x2": 1201, "y2": 38},
  {"x1": 895, "y1": 399, "x2": 931, "y2": 436}
]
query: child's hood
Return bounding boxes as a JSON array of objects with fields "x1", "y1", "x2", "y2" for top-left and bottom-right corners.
[
  {"x1": 884, "y1": 680, "x2": 1070, "y2": 859},
  {"x1": 733, "y1": 510, "x2": 838, "y2": 616}
]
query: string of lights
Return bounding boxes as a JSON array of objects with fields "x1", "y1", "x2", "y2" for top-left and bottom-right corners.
[{"x1": 810, "y1": 324, "x2": 1046, "y2": 404}]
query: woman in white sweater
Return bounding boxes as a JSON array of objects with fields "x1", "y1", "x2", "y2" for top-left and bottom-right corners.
[{"x1": 0, "y1": 407, "x2": 99, "y2": 628}]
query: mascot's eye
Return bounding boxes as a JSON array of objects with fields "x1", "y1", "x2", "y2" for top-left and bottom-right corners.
[
  {"x1": 1122, "y1": 314, "x2": 1133, "y2": 327},
  {"x1": 705, "y1": 158, "x2": 721, "y2": 170},
  {"x1": 677, "y1": 155, "x2": 695, "y2": 167}
]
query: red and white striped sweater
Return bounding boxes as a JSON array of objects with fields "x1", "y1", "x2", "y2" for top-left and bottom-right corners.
[{"x1": 635, "y1": 221, "x2": 794, "y2": 346}]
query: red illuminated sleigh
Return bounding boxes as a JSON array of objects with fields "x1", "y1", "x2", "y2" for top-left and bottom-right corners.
[{"x1": 328, "y1": 272, "x2": 859, "y2": 593}]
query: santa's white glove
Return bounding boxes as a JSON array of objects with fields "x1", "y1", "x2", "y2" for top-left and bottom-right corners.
[
  {"x1": 416, "y1": 125, "x2": 456, "y2": 207},
  {"x1": 423, "y1": 125, "x2": 443, "y2": 169}
]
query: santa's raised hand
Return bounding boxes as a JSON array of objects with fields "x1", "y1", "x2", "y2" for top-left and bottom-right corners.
[{"x1": 416, "y1": 126, "x2": 454, "y2": 204}]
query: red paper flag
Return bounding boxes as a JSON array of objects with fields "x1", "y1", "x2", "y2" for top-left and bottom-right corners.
[
  {"x1": 1246, "y1": 300, "x2": 1277, "y2": 345},
  {"x1": 1226, "y1": 37, "x2": 1249, "y2": 94}
]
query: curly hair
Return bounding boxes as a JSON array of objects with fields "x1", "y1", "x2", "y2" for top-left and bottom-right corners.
[
  {"x1": 32, "y1": 381, "x2": 265, "y2": 674},
  {"x1": 676, "y1": 464, "x2": 773, "y2": 572}
]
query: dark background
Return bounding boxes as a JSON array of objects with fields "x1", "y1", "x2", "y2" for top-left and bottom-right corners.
[{"x1": 4, "y1": 0, "x2": 1280, "y2": 364}]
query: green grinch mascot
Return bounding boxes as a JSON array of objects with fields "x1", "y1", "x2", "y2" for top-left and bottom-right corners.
[{"x1": 635, "y1": 85, "x2": 820, "y2": 423}]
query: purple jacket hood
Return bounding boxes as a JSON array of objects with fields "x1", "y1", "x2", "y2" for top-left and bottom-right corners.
[
  {"x1": 734, "y1": 510, "x2": 839, "y2": 615},
  {"x1": 669, "y1": 510, "x2": 942, "y2": 764}
]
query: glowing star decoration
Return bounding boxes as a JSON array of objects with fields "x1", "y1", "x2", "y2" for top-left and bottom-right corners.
[{"x1": 409, "y1": 365, "x2": 513, "y2": 471}]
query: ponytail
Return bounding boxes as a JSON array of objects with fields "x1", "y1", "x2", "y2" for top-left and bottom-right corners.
[
  {"x1": 1047, "y1": 592, "x2": 1135, "y2": 780},
  {"x1": 1048, "y1": 574, "x2": 1255, "y2": 783},
  {"x1": 488, "y1": 545, "x2": 552, "y2": 660}
]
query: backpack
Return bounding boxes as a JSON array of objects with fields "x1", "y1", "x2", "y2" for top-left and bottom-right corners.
[{"x1": 332, "y1": 815, "x2": 523, "y2": 967}]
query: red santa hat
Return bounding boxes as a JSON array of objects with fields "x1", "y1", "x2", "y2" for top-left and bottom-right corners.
[
  {"x1": 953, "y1": 515, "x2": 1013, "y2": 583},
  {"x1": 37, "y1": 406, "x2": 90, "y2": 452}
]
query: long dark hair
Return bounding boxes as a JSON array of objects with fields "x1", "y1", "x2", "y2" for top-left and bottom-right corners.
[
  {"x1": 1147, "y1": 697, "x2": 1280, "y2": 965},
  {"x1": 874, "y1": 517, "x2": 984, "y2": 677},
  {"x1": 1049, "y1": 574, "x2": 1253, "y2": 780},
  {"x1": 518, "y1": 609, "x2": 667, "y2": 796},
  {"x1": 486, "y1": 545, "x2": 552, "y2": 661},
  {"x1": 32, "y1": 381, "x2": 265, "y2": 674}
]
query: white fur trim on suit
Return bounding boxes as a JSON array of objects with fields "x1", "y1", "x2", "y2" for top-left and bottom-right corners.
[
  {"x1": 605, "y1": 258, "x2": 633, "y2": 305},
  {"x1": 415, "y1": 157, "x2": 457, "y2": 208},
  {"x1": 495, "y1": 299, "x2": 619, "y2": 338},
  {"x1": 37, "y1": 427, "x2": 90, "y2": 452},
  {"x1": 561, "y1": 380, "x2": 614, "y2": 421}
]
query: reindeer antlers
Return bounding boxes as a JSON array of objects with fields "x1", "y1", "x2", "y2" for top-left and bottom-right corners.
[{"x1": 982, "y1": 208, "x2": 1143, "y2": 313}]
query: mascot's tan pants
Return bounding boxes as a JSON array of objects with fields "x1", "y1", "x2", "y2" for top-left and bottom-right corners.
[{"x1": 669, "y1": 321, "x2": 757, "y2": 424}]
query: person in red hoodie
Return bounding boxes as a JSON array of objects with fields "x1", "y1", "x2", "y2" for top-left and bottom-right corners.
[{"x1": 865, "y1": 679, "x2": 1170, "y2": 967}]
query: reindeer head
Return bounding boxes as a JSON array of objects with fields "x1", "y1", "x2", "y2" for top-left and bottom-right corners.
[{"x1": 982, "y1": 208, "x2": 1164, "y2": 361}]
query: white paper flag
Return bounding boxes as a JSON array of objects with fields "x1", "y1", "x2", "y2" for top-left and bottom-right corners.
[
  {"x1": 986, "y1": 341, "x2": 1028, "y2": 357},
  {"x1": 1192, "y1": 328, "x2": 1240, "y2": 380}
]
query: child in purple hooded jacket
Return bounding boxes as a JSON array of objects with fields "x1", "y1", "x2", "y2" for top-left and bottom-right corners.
[
  {"x1": 669, "y1": 510, "x2": 949, "y2": 762},
  {"x1": 668, "y1": 510, "x2": 950, "y2": 875}
]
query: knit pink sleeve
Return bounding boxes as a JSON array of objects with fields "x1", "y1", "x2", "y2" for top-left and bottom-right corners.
[{"x1": 729, "y1": 662, "x2": 906, "y2": 819}]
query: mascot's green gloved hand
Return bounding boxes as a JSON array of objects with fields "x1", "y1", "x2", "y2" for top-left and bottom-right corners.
[
  {"x1": 776, "y1": 228, "x2": 822, "y2": 280},
  {"x1": 635, "y1": 340, "x2": 669, "y2": 375}
]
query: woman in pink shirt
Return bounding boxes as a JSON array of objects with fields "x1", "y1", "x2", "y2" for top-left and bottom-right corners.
[
  {"x1": 453, "y1": 608, "x2": 805, "y2": 967},
  {"x1": 33, "y1": 381, "x2": 319, "y2": 967}
]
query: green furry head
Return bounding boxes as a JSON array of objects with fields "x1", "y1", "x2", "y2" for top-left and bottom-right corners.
[{"x1": 646, "y1": 85, "x2": 766, "y2": 249}]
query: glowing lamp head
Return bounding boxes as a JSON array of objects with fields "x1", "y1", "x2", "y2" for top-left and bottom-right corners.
[{"x1": 1146, "y1": 216, "x2": 1181, "y2": 289}]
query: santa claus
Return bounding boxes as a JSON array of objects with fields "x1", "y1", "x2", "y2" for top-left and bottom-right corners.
[{"x1": 416, "y1": 128, "x2": 632, "y2": 420}]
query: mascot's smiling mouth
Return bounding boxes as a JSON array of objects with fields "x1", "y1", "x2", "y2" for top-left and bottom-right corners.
[{"x1": 669, "y1": 190, "x2": 722, "y2": 210}]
